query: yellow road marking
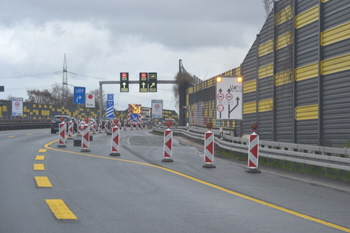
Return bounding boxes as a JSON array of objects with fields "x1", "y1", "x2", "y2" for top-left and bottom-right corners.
[
  {"x1": 35, "y1": 155, "x2": 45, "y2": 160},
  {"x1": 45, "y1": 140, "x2": 350, "y2": 232},
  {"x1": 35, "y1": 176, "x2": 52, "y2": 187},
  {"x1": 38, "y1": 149, "x2": 47, "y2": 153},
  {"x1": 8, "y1": 136, "x2": 15, "y2": 138},
  {"x1": 45, "y1": 199, "x2": 77, "y2": 219},
  {"x1": 33, "y1": 164, "x2": 45, "y2": 170}
]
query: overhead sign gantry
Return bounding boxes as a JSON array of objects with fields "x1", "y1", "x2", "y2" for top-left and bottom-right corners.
[{"x1": 98, "y1": 73, "x2": 176, "y2": 119}]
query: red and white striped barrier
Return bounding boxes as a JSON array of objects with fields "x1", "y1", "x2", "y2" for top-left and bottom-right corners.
[
  {"x1": 162, "y1": 121, "x2": 174, "y2": 162},
  {"x1": 67, "y1": 121, "x2": 74, "y2": 139},
  {"x1": 57, "y1": 122, "x2": 67, "y2": 148},
  {"x1": 245, "y1": 123, "x2": 261, "y2": 173},
  {"x1": 77, "y1": 120, "x2": 82, "y2": 136},
  {"x1": 123, "y1": 121, "x2": 127, "y2": 131},
  {"x1": 104, "y1": 120, "x2": 109, "y2": 133},
  {"x1": 203, "y1": 122, "x2": 216, "y2": 168},
  {"x1": 81, "y1": 124, "x2": 91, "y2": 152},
  {"x1": 98, "y1": 120, "x2": 103, "y2": 133},
  {"x1": 92, "y1": 121, "x2": 97, "y2": 134},
  {"x1": 109, "y1": 125, "x2": 121, "y2": 156}
]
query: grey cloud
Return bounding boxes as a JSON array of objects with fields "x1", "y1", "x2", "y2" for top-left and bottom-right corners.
[{"x1": 2, "y1": 0, "x2": 265, "y2": 49}]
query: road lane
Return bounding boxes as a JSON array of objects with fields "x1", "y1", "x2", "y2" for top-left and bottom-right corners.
[{"x1": 0, "y1": 128, "x2": 349, "y2": 232}]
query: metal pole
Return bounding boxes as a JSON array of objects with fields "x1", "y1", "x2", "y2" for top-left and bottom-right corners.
[{"x1": 99, "y1": 83, "x2": 103, "y2": 120}]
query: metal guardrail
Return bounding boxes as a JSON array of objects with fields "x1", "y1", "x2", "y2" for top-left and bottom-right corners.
[
  {"x1": 153, "y1": 126, "x2": 350, "y2": 172},
  {"x1": 0, "y1": 119, "x2": 51, "y2": 130}
]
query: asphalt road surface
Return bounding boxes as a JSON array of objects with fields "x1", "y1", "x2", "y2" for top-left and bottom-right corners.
[{"x1": 0, "y1": 128, "x2": 349, "y2": 233}]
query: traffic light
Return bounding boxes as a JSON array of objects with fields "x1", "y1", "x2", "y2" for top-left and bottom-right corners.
[
  {"x1": 148, "y1": 72, "x2": 157, "y2": 92},
  {"x1": 139, "y1": 72, "x2": 149, "y2": 92},
  {"x1": 120, "y1": 72, "x2": 129, "y2": 92}
]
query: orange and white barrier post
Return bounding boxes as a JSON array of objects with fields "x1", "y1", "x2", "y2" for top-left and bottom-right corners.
[
  {"x1": 110, "y1": 119, "x2": 121, "y2": 156},
  {"x1": 123, "y1": 121, "x2": 127, "y2": 131},
  {"x1": 203, "y1": 122, "x2": 216, "y2": 168},
  {"x1": 81, "y1": 123, "x2": 91, "y2": 152},
  {"x1": 57, "y1": 120, "x2": 67, "y2": 148},
  {"x1": 67, "y1": 121, "x2": 74, "y2": 140},
  {"x1": 162, "y1": 121, "x2": 174, "y2": 162},
  {"x1": 245, "y1": 123, "x2": 261, "y2": 173}
]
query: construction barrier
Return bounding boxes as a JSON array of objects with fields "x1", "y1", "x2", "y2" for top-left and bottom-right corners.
[
  {"x1": 92, "y1": 121, "x2": 97, "y2": 134},
  {"x1": 104, "y1": 120, "x2": 109, "y2": 133},
  {"x1": 67, "y1": 121, "x2": 74, "y2": 140},
  {"x1": 109, "y1": 125, "x2": 121, "y2": 156},
  {"x1": 81, "y1": 124, "x2": 91, "y2": 152},
  {"x1": 77, "y1": 120, "x2": 82, "y2": 136},
  {"x1": 98, "y1": 120, "x2": 103, "y2": 133},
  {"x1": 162, "y1": 121, "x2": 174, "y2": 162},
  {"x1": 245, "y1": 123, "x2": 261, "y2": 173},
  {"x1": 203, "y1": 122, "x2": 216, "y2": 168},
  {"x1": 57, "y1": 122, "x2": 67, "y2": 148}
]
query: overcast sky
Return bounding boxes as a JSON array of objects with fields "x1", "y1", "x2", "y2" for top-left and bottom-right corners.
[{"x1": 0, "y1": 0, "x2": 266, "y2": 112}]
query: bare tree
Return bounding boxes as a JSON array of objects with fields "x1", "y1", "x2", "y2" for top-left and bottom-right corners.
[
  {"x1": 26, "y1": 83, "x2": 74, "y2": 106},
  {"x1": 172, "y1": 72, "x2": 196, "y2": 109},
  {"x1": 263, "y1": 0, "x2": 274, "y2": 18}
]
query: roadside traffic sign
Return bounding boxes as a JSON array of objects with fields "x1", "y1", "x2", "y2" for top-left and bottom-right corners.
[
  {"x1": 106, "y1": 94, "x2": 114, "y2": 118},
  {"x1": 216, "y1": 77, "x2": 243, "y2": 120},
  {"x1": 74, "y1": 87, "x2": 86, "y2": 104},
  {"x1": 130, "y1": 113, "x2": 139, "y2": 122}
]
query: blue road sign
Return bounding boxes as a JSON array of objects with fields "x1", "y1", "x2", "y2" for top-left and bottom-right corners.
[
  {"x1": 130, "y1": 113, "x2": 139, "y2": 122},
  {"x1": 74, "y1": 87, "x2": 86, "y2": 104},
  {"x1": 106, "y1": 94, "x2": 114, "y2": 118}
]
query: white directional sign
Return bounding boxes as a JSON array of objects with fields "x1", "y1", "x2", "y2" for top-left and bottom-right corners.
[
  {"x1": 12, "y1": 98, "x2": 23, "y2": 116},
  {"x1": 216, "y1": 77, "x2": 243, "y2": 120},
  {"x1": 151, "y1": 99, "x2": 163, "y2": 119},
  {"x1": 85, "y1": 94, "x2": 95, "y2": 108}
]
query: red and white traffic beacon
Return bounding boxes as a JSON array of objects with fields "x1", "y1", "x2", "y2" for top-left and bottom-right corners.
[
  {"x1": 110, "y1": 119, "x2": 121, "y2": 156},
  {"x1": 203, "y1": 122, "x2": 216, "y2": 168},
  {"x1": 162, "y1": 121, "x2": 174, "y2": 162},
  {"x1": 245, "y1": 123, "x2": 261, "y2": 173}
]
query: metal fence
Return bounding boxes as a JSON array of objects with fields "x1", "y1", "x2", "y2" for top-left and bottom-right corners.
[{"x1": 153, "y1": 126, "x2": 350, "y2": 172}]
